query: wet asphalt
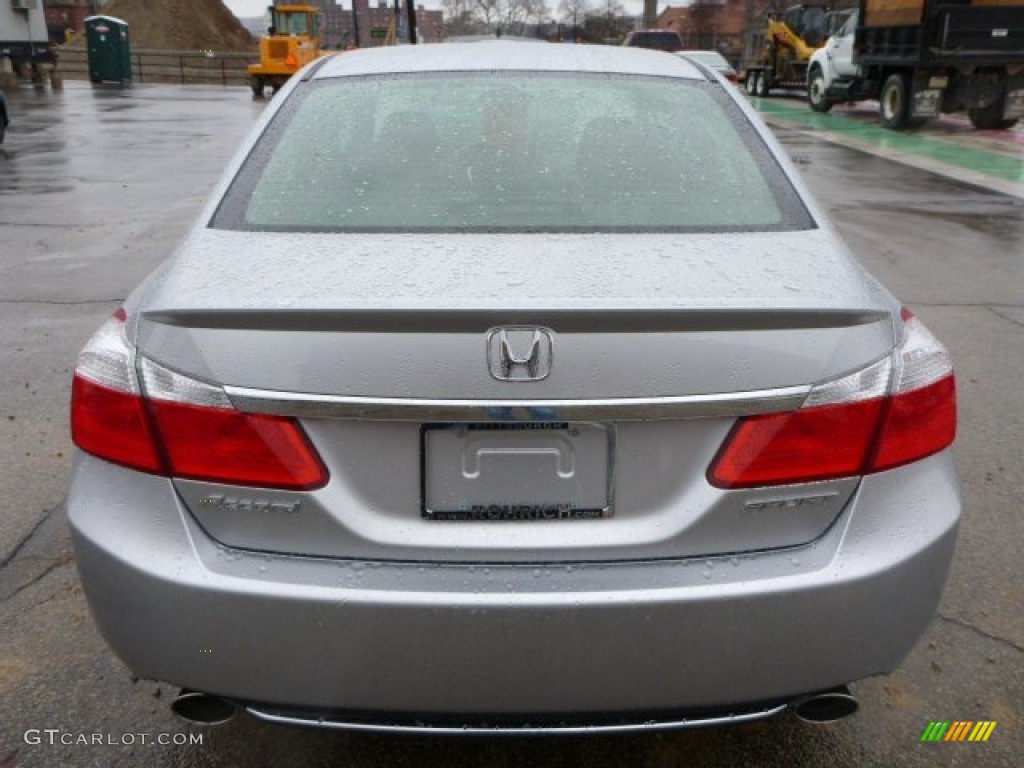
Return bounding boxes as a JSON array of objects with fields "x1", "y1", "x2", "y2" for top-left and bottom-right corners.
[{"x1": 0, "y1": 81, "x2": 1021, "y2": 767}]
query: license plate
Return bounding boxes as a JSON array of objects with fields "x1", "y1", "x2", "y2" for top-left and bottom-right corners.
[{"x1": 421, "y1": 423, "x2": 614, "y2": 521}]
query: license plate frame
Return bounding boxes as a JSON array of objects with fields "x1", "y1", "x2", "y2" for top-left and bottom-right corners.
[{"x1": 420, "y1": 422, "x2": 615, "y2": 521}]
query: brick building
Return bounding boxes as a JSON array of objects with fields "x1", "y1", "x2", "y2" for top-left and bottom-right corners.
[
  {"x1": 655, "y1": 0, "x2": 753, "y2": 64},
  {"x1": 44, "y1": 0, "x2": 97, "y2": 44},
  {"x1": 309, "y1": 0, "x2": 443, "y2": 48}
]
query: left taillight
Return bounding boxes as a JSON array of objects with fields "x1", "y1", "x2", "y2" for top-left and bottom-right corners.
[
  {"x1": 71, "y1": 310, "x2": 328, "y2": 490},
  {"x1": 71, "y1": 309, "x2": 164, "y2": 474}
]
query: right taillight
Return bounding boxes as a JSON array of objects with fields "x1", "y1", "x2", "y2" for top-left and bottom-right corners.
[
  {"x1": 71, "y1": 310, "x2": 328, "y2": 490},
  {"x1": 868, "y1": 310, "x2": 956, "y2": 472},
  {"x1": 708, "y1": 309, "x2": 956, "y2": 488}
]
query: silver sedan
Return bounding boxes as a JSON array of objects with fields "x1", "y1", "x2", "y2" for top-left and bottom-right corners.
[{"x1": 68, "y1": 42, "x2": 959, "y2": 733}]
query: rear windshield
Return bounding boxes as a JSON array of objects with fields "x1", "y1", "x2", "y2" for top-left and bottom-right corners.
[
  {"x1": 212, "y1": 72, "x2": 813, "y2": 234},
  {"x1": 626, "y1": 32, "x2": 684, "y2": 51}
]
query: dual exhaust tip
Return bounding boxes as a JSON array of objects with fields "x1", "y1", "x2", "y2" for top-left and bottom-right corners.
[
  {"x1": 791, "y1": 686, "x2": 860, "y2": 724},
  {"x1": 170, "y1": 690, "x2": 237, "y2": 726},
  {"x1": 170, "y1": 685, "x2": 859, "y2": 728}
]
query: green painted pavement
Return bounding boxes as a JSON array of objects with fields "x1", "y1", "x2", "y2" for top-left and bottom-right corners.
[{"x1": 753, "y1": 99, "x2": 1024, "y2": 185}]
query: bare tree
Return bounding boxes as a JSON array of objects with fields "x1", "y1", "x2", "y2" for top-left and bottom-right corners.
[
  {"x1": 595, "y1": 0, "x2": 628, "y2": 39},
  {"x1": 457, "y1": 0, "x2": 550, "y2": 34},
  {"x1": 501, "y1": 0, "x2": 531, "y2": 29},
  {"x1": 523, "y1": 0, "x2": 550, "y2": 25},
  {"x1": 443, "y1": 0, "x2": 478, "y2": 35},
  {"x1": 558, "y1": 0, "x2": 590, "y2": 27},
  {"x1": 495, "y1": 0, "x2": 550, "y2": 31},
  {"x1": 600, "y1": 0, "x2": 626, "y2": 22},
  {"x1": 475, "y1": 0, "x2": 503, "y2": 30}
]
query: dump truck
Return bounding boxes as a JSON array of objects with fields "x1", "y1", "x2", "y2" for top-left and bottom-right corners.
[
  {"x1": 248, "y1": 3, "x2": 325, "y2": 97},
  {"x1": 1, "y1": 0, "x2": 55, "y2": 85},
  {"x1": 743, "y1": 4, "x2": 853, "y2": 96},
  {"x1": 807, "y1": 0, "x2": 1024, "y2": 129}
]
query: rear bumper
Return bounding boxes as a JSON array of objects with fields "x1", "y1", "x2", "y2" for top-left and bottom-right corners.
[
  {"x1": 68, "y1": 451, "x2": 959, "y2": 720},
  {"x1": 242, "y1": 700, "x2": 793, "y2": 733}
]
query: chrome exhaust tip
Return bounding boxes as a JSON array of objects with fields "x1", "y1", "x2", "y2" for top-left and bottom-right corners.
[
  {"x1": 171, "y1": 690, "x2": 237, "y2": 726},
  {"x1": 792, "y1": 686, "x2": 859, "y2": 724}
]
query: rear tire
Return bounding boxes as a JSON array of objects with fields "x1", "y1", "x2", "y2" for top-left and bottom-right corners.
[
  {"x1": 746, "y1": 71, "x2": 760, "y2": 96},
  {"x1": 879, "y1": 73, "x2": 913, "y2": 129},
  {"x1": 250, "y1": 76, "x2": 265, "y2": 98},
  {"x1": 756, "y1": 71, "x2": 771, "y2": 98},
  {"x1": 968, "y1": 94, "x2": 1019, "y2": 130},
  {"x1": 808, "y1": 67, "x2": 833, "y2": 113}
]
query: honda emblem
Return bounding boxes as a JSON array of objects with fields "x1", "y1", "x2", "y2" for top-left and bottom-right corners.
[{"x1": 486, "y1": 327, "x2": 553, "y2": 382}]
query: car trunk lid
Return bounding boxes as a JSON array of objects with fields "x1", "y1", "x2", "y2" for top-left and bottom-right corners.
[{"x1": 136, "y1": 229, "x2": 895, "y2": 563}]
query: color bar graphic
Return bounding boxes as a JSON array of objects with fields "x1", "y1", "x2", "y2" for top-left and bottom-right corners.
[
  {"x1": 921, "y1": 720, "x2": 996, "y2": 742},
  {"x1": 944, "y1": 721, "x2": 973, "y2": 741},
  {"x1": 968, "y1": 721, "x2": 997, "y2": 742}
]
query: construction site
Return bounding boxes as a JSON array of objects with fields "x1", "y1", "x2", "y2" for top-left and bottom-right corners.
[
  {"x1": 55, "y1": 0, "x2": 257, "y2": 85},
  {"x1": 4, "y1": 0, "x2": 446, "y2": 87},
  {"x1": 71, "y1": 0, "x2": 256, "y2": 51}
]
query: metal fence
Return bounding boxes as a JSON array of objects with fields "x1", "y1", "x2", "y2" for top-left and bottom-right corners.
[{"x1": 57, "y1": 47, "x2": 257, "y2": 86}]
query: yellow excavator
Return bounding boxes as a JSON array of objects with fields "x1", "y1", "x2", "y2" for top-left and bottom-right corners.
[
  {"x1": 742, "y1": 5, "x2": 851, "y2": 97},
  {"x1": 248, "y1": 4, "x2": 326, "y2": 97}
]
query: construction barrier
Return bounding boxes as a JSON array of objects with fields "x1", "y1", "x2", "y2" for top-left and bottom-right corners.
[{"x1": 57, "y1": 47, "x2": 257, "y2": 86}]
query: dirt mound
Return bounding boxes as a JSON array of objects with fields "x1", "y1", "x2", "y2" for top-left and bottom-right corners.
[{"x1": 78, "y1": 0, "x2": 257, "y2": 52}]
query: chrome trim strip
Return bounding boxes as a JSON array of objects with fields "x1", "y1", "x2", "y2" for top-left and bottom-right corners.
[
  {"x1": 244, "y1": 703, "x2": 789, "y2": 734},
  {"x1": 223, "y1": 385, "x2": 810, "y2": 422}
]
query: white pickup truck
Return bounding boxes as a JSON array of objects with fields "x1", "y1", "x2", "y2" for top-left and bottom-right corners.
[
  {"x1": 806, "y1": 1, "x2": 1024, "y2": 130},
  {"x1": 1, "y1": 0, "x2": 54, "y2": 84}
]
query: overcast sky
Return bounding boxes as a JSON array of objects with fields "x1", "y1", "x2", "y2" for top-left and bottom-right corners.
[{"x1": 222, "y1": 0, "x2": 655, "y2": 20}]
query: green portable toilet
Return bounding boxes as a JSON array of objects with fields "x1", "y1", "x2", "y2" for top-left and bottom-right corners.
[{"x1": 84, "y1": 16, "x2": 132, "y2": 84}]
